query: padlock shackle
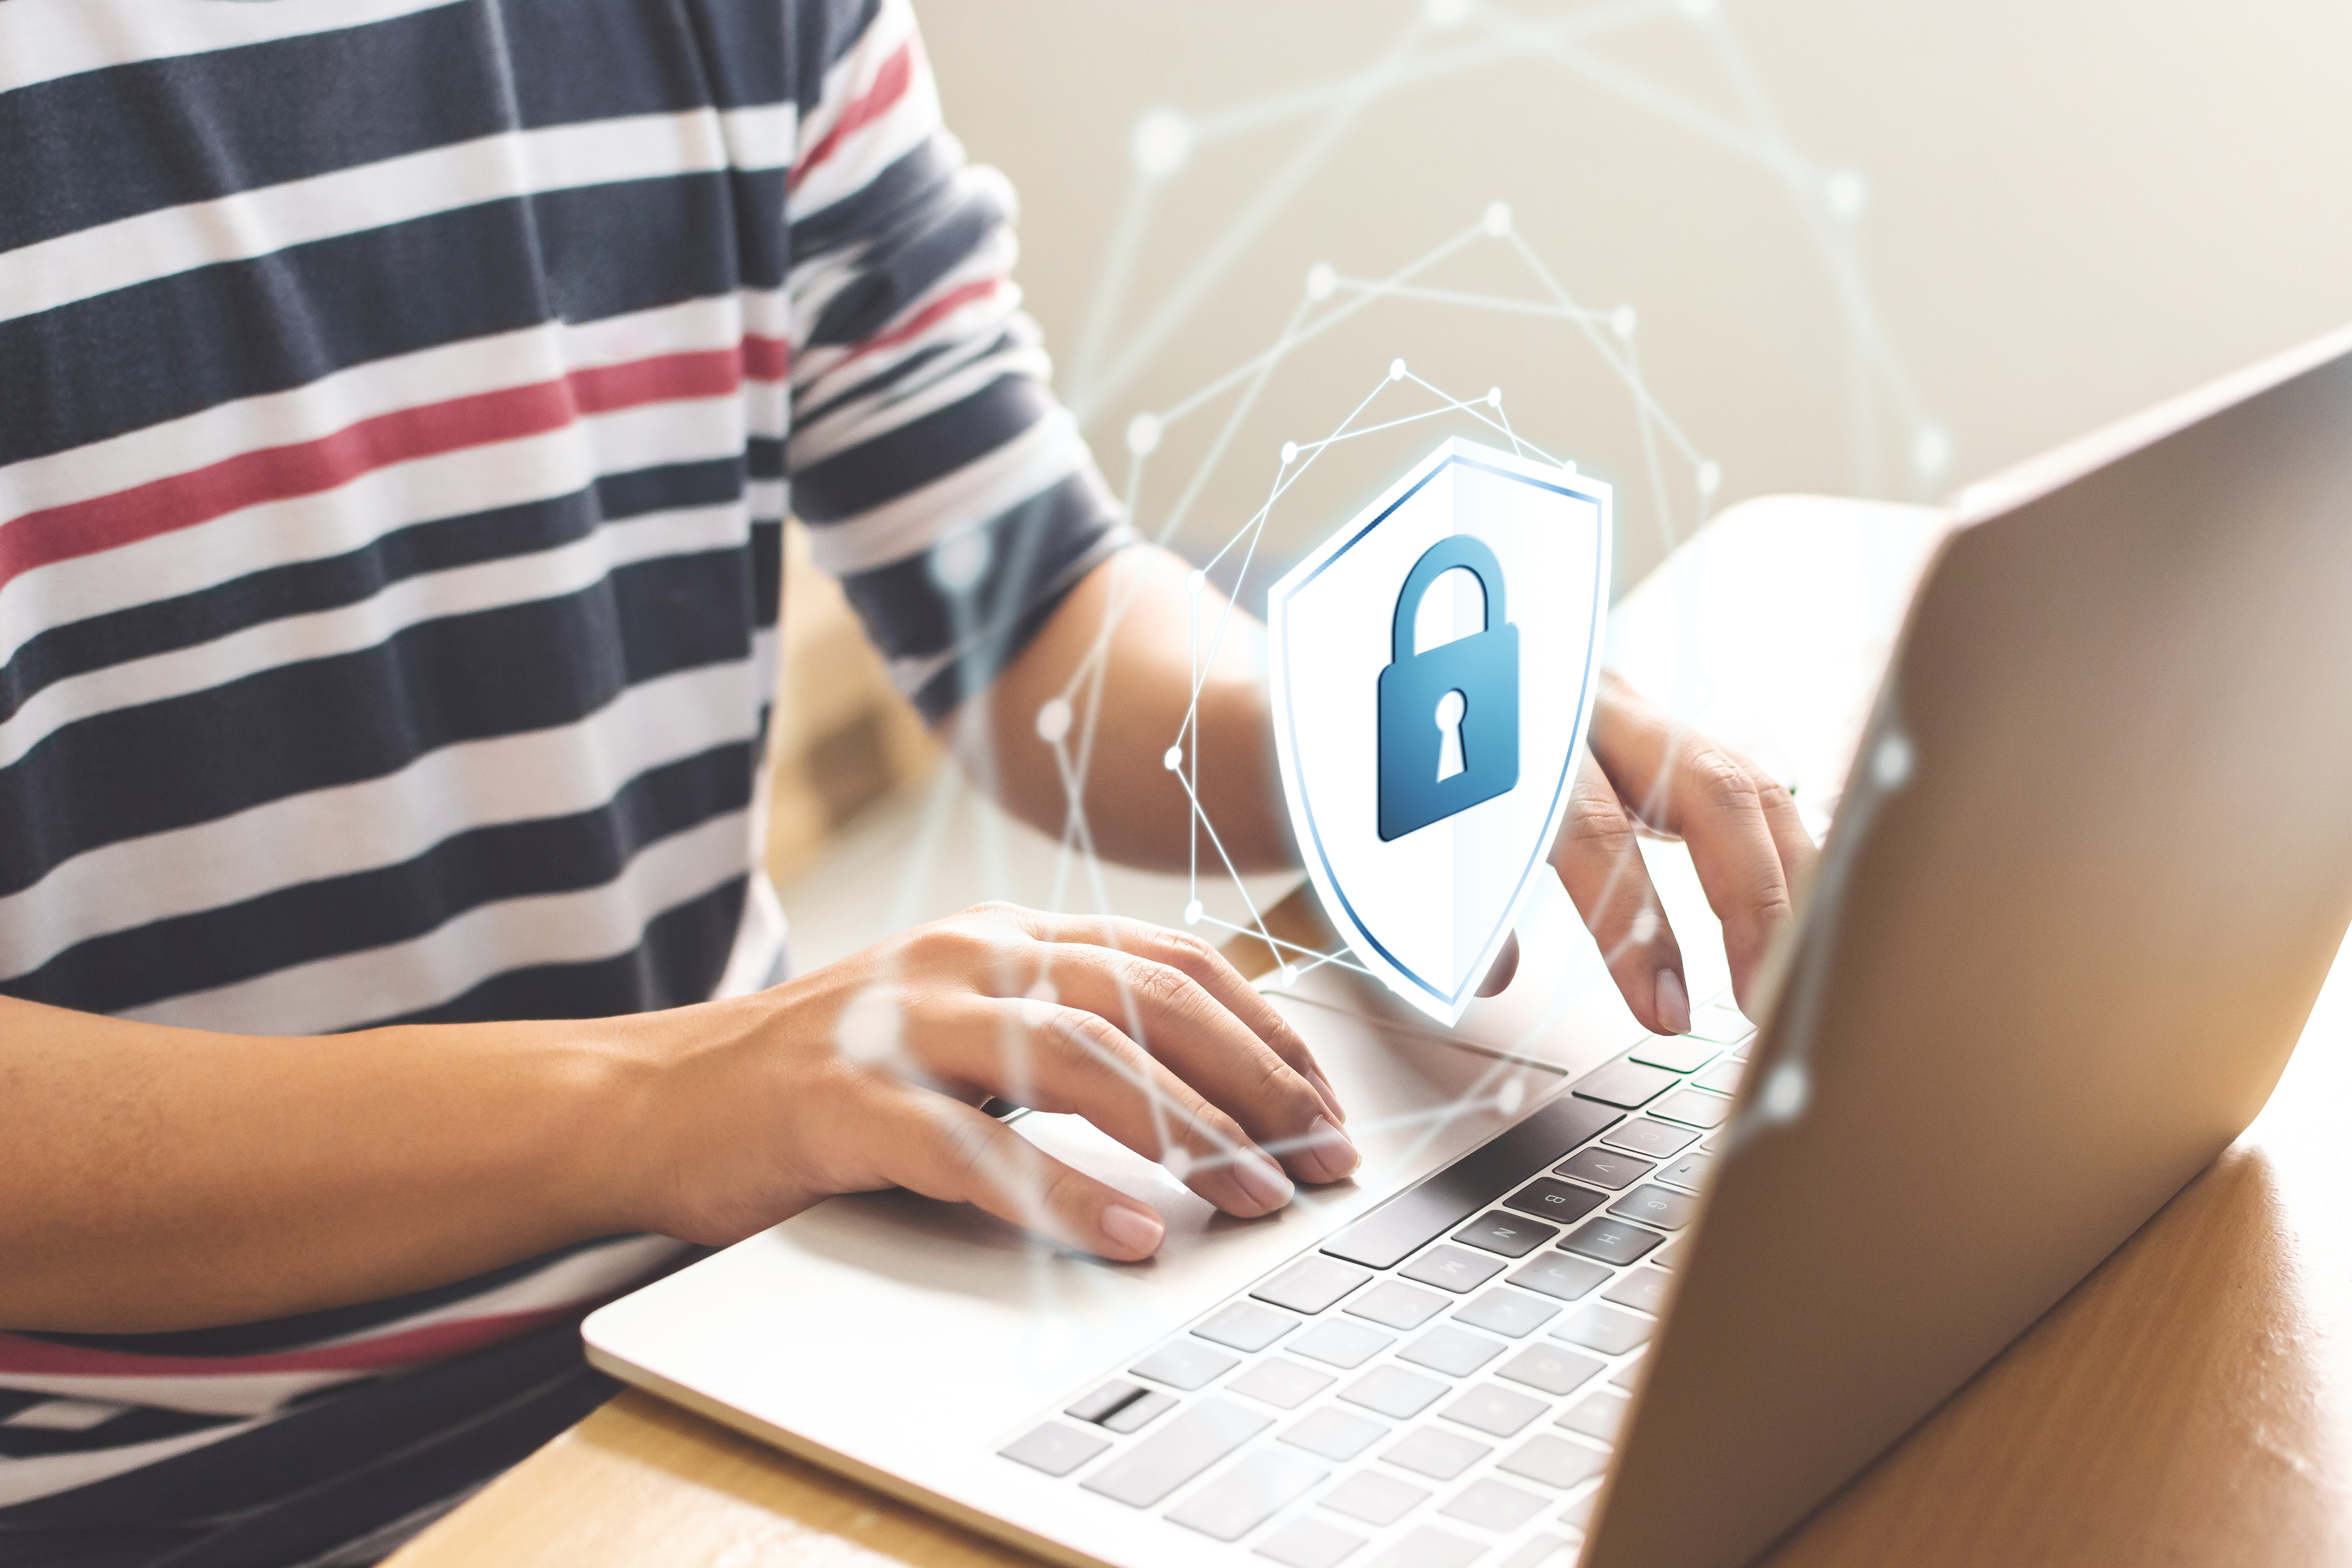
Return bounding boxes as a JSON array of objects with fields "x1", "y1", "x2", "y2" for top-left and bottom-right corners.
[{"x1": 1391, "y1": 535, "x2": 1508, "y2": 663}]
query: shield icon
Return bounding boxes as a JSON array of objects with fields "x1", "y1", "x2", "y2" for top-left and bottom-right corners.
[{"x1": 1266, "y1": 437, "x2": 1611, "y2": 1024}]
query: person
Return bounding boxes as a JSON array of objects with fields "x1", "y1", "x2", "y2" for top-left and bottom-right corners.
[{"x1": 0, "y1": 0, "x2": 1814, "y2": 1560}]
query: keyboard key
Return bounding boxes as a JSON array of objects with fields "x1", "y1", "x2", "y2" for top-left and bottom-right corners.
[
  {"x1": 1571, "y1": 1060, "x2": 1677, "y2": 1109},
  {"x1": 1367, "y1": 1526, "x2": 1482, "y2": 1568},
  {"x1": 1452, "y1": 1287, "x2": 1559, "y2": 1338},
  {"x1": 1257, "y1": 1256, "x2": 1376, "y2": 1315},
  {"x1": 1693, "y1": 1060, "x2": 1744, "y2": 1096},
  {"x1": 1654, "y1": 1152, "x2": 1714, "y2": 1193},
  {"x1": 1602, "y1": 1268, "x2": 1671, "y2": 1316},
  {"x1": 1282, "y1": 1406, "x2": 1390, "y2": 1461},
  {"x1": 1559, "y1": 1217, "x2": 1664, "y2": 1266},
  {"x1": 1103, "y1": 1392, "x2": 1177, "y2": 1434},
  {"x1": 1080, "y1": 1399, "x2": 1271, "y2": 1507},
  {"x1": 1627, "y1": 1035, "x2": 1716, "y2": 1073},
  {"x1": 1609, "y1": 1355, "x2": 1646, "y2": 1392},
  {"x1": 1168, "y1": 1446, "x2": 1328, "y2": 1542},
  {"x1": 999, "y1": 1421, "x2": 1109, "y2": 1476},
  {"x1": 1499, "y1": 1533, "x2": 1576, "y2": 1568},
  {"x1": 1321, "y1": 1469, "x2": 1431, "y2": 1525},
  {"x1": 1347, "y1": 1281, "x2": 1452, "y2": 1330},
  {"x1": 1506, "y1": 1253, "x2": 1611, "y2": 1301},
  {"x1": 1452, "y1": 1211, "x2": 1557, "y2": 1258},
  {"x1": 1401, "y1": 1245, "x2": 1506, "y2": 1294},
  {"x1": 1652, "y1": 1236, "x2": 1690, "y2": 1269},
  {"x1": 1558, "y1": 1388, "x2": 1630, "y2": 1443},
  {"x1": 1398, "y1": 1325, "x2": 1505, "y2": 1377},
  {"x1": 1323, "y1": 1098, "x2": 1622, "y2": 1270},
  {"x1": 1599, "y1": 1119, "x2": 1700, "y2": 1158},
  {"x1": 1652, "y1": 1086, "x2": 1731, "y2": 1129},
  {"x1": 1340, "y1": 1365, "x2": 1450, "y2": 1420},
  {"x1": 1381, "y1": 1425, "x2": 1492, "y2": 1480},
  {"x1": 1501, "y1": 1178, "x2": 1608, "y2": 1225},
  {"x1": 1494, "y1": 1344, "x2": 1604, "y2": 1397},
  {"x1": 1066, "y1": 1380, "x2": 1149, "y2": 1424},
  {"x1": 1197, "y1": 1299, "x2": 1302, "y2": 1352},
  {"x1": 1731, "y1": 1040, "x2": 1753, "y2": 1061},
  {"x1": 1441, "y1": 1476, "x2": 1548, "y2": 1532},
  {"x1": 1687, "y1": 1004, "x2": 1754, "y2": 1043},
  {"x1": 1255, "y1": 1516, "x2": 1369, "y2": 1568},
  {"x1": 1132, "y1": 1340, "x2": 1241, "y2": 1391},
  {"x1": 1228, "y1": 1358, "x2": 1338, "y2": 1410},
  {"x1": 1551, "y1": 1148, "x2": 1652, "y2": 1191},
  {"x1": 1702, "y1": 1131, "x2": 1729, "y2": 1153},
  {"x1": 1440, "y1": 1383, "x2": 1548, "y2": 1437},
  {"x1": 1497, "y1": 1434, "x2": 1610, "y2": 1491},
  {"x1": 1550, "y1": 1303, "x2": 1652, "y2": 1355},
  {"x1": 1561, "y1": 1491, "x2": 1600, "y2": 1529},
  {"x1": 1606, "y1": 1184, "x2": 1697, "y2": 1231},
  {"x1": 1293, "y1": 1319, "x2": 1397, "y2": 1369}
]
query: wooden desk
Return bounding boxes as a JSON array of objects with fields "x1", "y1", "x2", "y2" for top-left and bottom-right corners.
[{"x1": 391, "y1": 884, "x2": 2352, "y2": 1568}]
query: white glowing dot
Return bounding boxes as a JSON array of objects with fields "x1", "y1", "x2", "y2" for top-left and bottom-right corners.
[
  {"x1": 1278, "y1": 966, "x2": 1298, "y2": 988},
  {"x1": 1611, "y1": 305, "x2": 1637, "y2": 341},
  {"x1": 1132, "y1": 110, "x2": 1191, "y2": 178},
  {"x1": 1873, "y1": 732, "x2": 1914, "y2": 789},
  {"x1": 1696, "y1": 460, "x2": 1722, "y2": 497},
  {"x1": 1162, "y1": 745, "x2": 1184, "y2": 771},
  {"x1": 1034, "y1": 697, "x2": 1072, "y2": 744},
  {"x1": 1484, "y1": 387, "x2": 1502, "y2": 409},
  {"x1": 930, "y1": 529, "x2": 989, "y2": 593},
  {"x1": 837, "y1": 984, "x2": 902, "y2": 1067},
  {"x1": 1164, "y1": 1146, "x2": 1193, "y2": 1181},
  {"x1": 1761, "y1": 1062, "x2": 1808, "y2": 1120},
  {"x1": 1481, "y1": 200, "x2": 1512, "y2": 237},
  {"x1": 1630, "y1": 905, "x2": 1659, "y2": 945},
  {"x1": 1389, "y1": 358, "x2": 1408, "y2": 381},
  {"x1": 1305, "y1": 263, "x2": 1337, "y2": 301},
  {"x1": 1425, "y1": 0, "x2": 1472, "y2": 24},
  {"x1": 1913, "y1": 425, "x2": 1952, "y2": 477},
  {"x1": 1495, "y1": 1078, "x2": 1526, "y2": 1116},
  {"x1": 1183, "y1": 899, "x2": 1203, "y2": 926},
  {"x1": 1280, "y1": 441, "x2": 1298, "y2": 466},
  {"x1": 1825, "y1": 168, "x2": 1867, "y2": 220},
  {"x1": 1185, "y1": 569, "x2": 1206, "y2": 595},
  {"x1": 1125, "y1": 411, "x2": 1162, "y2": 456}
]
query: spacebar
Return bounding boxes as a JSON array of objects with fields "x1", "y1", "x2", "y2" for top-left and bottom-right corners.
[{"x1": 1320, "y1": 1094, "x2": 1622, "y2": 1270}]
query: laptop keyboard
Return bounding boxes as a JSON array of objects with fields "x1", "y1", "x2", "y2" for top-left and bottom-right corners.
[{"x1": 997, "y1": 1003, "x2": 1756, "y2": 1568}]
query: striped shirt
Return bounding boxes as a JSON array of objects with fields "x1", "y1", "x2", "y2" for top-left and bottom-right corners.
[{"x1": 0, "y1": 0, "x2": 1126, "y2": 1530}]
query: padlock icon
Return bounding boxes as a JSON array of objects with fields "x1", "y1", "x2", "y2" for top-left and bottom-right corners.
[{"x1": 1377, "y1": 535, "x2": 1521, "y2": 840}]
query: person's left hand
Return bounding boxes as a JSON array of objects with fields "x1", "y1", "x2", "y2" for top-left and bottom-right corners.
[{"x1": 1482, "y1": 671, "x2": 1816, "y2": 1031}]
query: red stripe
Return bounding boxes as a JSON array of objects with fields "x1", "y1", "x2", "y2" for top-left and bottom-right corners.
[
  {"x1": 836, "y1": 278, "x2": 1000, "y2": 370},
  {"x1": 0, "y1": 1306, "x2": 571, "y2": 1380},
  {"x1": 0, "y1": 343, "x2": 767, "y2": 596},
  {"x1": 741, "y1": 333, "x2": 789, "y2": 382},
  {"x1": 786, "y1": 39, "x2": 915, "y2": 195}
]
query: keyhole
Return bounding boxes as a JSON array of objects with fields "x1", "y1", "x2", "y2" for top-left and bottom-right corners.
[{"x1": 1434, "y1": 689, "x2": 1467, "y2": 782}]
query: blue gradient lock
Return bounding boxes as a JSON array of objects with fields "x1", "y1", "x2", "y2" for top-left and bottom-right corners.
[{"x1": 1376, "y1": 536, "x2": 1520, "y2": 840}]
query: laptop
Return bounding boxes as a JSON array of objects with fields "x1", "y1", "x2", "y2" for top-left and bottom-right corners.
[{"x1": 585, "y1": 320, "x2": 2352, "y2": 1568}]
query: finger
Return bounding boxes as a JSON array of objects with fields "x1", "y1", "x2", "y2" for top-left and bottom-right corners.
[
  {"x1": 1037, "y1": 943, "x2": 1358, "y2": 1187},
  {"x1": 1588, "y1": 678, "x2": 1797, "y2": 1010},
  {"x1": 907, "y1": 992, "x2": 1319, "y2": 1216},
  {"x1": 1549, "y1": 751, "x2": 1691, "y2": 1034},
  {"x1": 997, "y1": 907, "x2": 1349, "y2": 1125},
  {"x1": 1477, "y1": 931, "x2": 1520, "y2": 998},
  {"x1": 868, "y1": 1082, "x2": 1168, "y2": 1261}
]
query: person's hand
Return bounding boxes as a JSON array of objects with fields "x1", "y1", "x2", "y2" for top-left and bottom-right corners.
[
  {"x1": 623, "y1": 904, "x2": 1356, "y2": 1263},
  {"x1": 1542, "y1": 670, "x2": 1817, "y2": 1031}
]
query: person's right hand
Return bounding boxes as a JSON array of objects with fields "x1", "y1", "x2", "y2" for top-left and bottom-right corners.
[{"x1": 620, "y1": 903, "x2": 1358, "y2": 1263}]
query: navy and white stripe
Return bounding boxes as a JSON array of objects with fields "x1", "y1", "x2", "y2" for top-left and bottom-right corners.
[{"x1": 0, "y1": 0, "x2": 1127, "y2": 1537}]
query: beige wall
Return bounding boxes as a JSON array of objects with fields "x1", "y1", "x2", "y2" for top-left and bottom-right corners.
[{"x1": 921, "y1": 0, "x2": 2352, "y2": 600}]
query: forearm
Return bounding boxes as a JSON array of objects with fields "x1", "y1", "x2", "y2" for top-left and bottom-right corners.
[
  {"x1": 958, "y1": 546, "x2": 1296, "y2": 875},
  {"x1": 0, "y1": 996, "x2": 650, "y2": 1333}
]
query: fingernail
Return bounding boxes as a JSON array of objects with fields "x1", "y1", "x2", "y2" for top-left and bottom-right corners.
[
  {"x1": 1233, "y1": 1150, "x2": 1296, "y2": 1213},
  {"x1": 1099, "y1": 1203, "x2": 1165, "y2": 1257},
  {"x1": 1308, "y1": 1116, "x2": 1360, "y2": 1181},
  {"x1": 1307, "y1": 1067, "x2": 1348, "y2": 1124},
  {"x1": 1655, "y1": 967, "x2": 1692, "y2": 1035}
]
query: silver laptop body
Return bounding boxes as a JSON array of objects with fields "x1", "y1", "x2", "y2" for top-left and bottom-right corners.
[{"x1": 587, "y1": 321, "x2": 2352, "y2": 1568}]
